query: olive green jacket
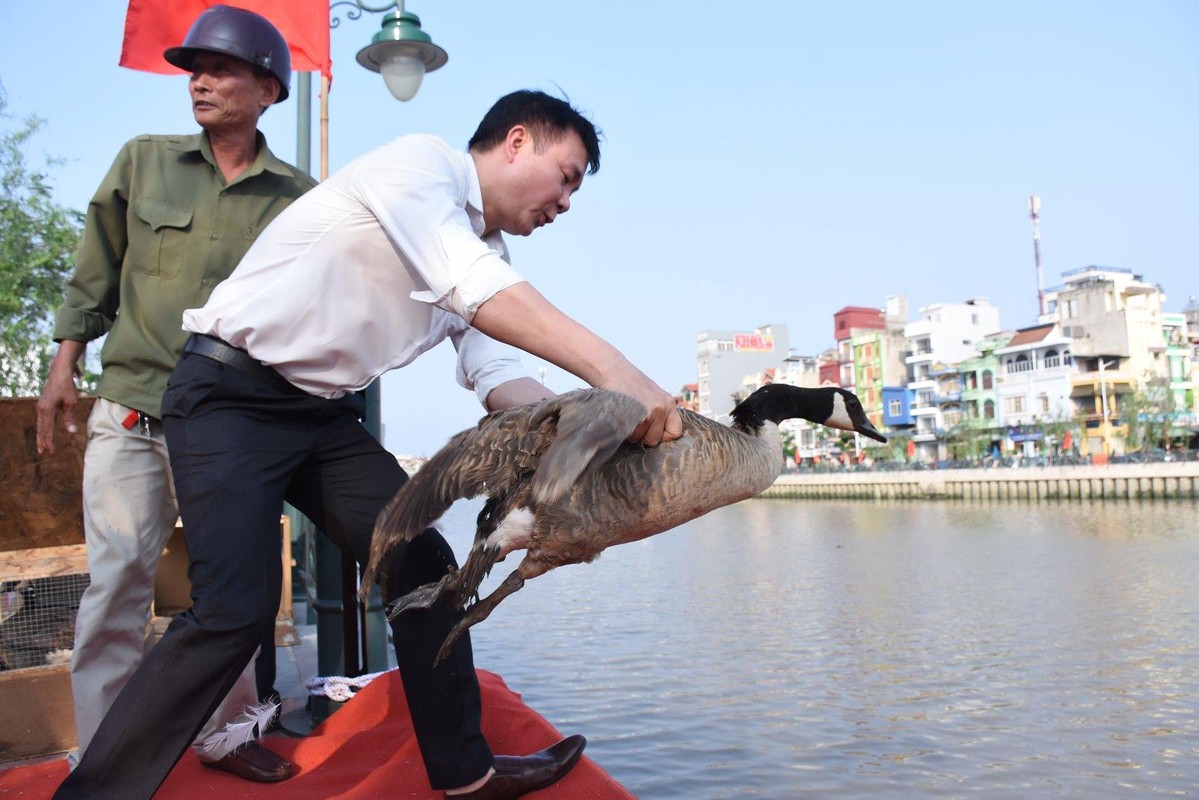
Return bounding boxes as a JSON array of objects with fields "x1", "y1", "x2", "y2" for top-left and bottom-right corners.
[{"x1": 53, "y1": 131, "x2": 317, "y2": 417}]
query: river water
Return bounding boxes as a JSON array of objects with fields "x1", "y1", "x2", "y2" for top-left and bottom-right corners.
[{"x1": 437, "y1": 498, "x2": 1199, "y2": 798}]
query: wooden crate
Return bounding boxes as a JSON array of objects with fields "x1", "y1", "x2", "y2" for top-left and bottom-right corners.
[
  {"x1": 0, "y1": 547, "x2": 86, "y2": 760},
  {"x1": 1, "y1": 398, "x2": 91, "y2": 760},
  {"x1": 152, "y1": 516, "x2": 298, "y2": 646},
  {"x1": 0, "y1": 522, "x2": 297, "y2": 762},
  {"x1": 0, "y1": 398, "x2": 297, "y2": 760}
]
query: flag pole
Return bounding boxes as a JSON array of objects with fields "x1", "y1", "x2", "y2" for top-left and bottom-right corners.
[{"x1": 320, "y1": 74, "x2": 330, "y2": 181}]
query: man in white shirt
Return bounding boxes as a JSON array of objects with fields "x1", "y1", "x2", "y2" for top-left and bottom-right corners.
[{"x1": 56, "y1": 90, "x2": 682, "y2": 800}]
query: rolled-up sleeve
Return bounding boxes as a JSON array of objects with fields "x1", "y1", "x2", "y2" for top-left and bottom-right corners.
[
  {"x1": 448, "y1": 318, "x2": 533, "y2": 406},
  {"x1": 53, "y1": 143, "x2": 131, "y2": 343},
  {"x1": 350, "y1": 136, "x2": 523, "y2": 322}
]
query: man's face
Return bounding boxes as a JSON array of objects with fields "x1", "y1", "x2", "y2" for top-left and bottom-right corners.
[
  {"x1": 189, "y1": 52, "x2": 277, "y2": 133},
  {"x1": 499, "y1": 127, "x2": 588, "y2": 237}
]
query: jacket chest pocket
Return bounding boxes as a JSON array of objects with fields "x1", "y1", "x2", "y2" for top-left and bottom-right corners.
[{"x1": 129, "y1": 197, "x2": 194, "y2": 279}]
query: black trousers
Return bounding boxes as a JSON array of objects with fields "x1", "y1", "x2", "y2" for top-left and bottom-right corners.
[{"x1": 55, "y1": 350, "x2": 492, "y2": 799}]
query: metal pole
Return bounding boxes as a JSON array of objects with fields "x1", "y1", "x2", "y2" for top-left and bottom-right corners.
[
  {"x1": 1029, "y1": 195, "x2": 1046, "y2": 318},
  {"x1": 360, "y1": 380, "x2": 389, "y2": 673},
  {"x1": 309, "y1": 533, "x2": 348, "y2": 722},
  {"x1": 296, "y1": 72, "x2": 312, "y2": 174},
  {"x1": 1099, "y1": 359, "x2": 1111, "y2": 455},
  {"x1": 287, "y1": 71, "x2": 315, "y2": 624},
  {"x1": 320, "y1": 74, "x2": 330, "y2": 180}
]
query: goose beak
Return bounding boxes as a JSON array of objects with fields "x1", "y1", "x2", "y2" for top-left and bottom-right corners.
[{"x1": 855, "y1": 417, "x2": 887, "y2": 443}]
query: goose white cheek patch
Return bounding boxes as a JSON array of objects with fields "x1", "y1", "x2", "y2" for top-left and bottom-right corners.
[
  {"x1": 828, "y1": 392, "x2": 854, "y2": 432},
  {"x1": 485, "y1": 508, "x2": 535, "y2": 556}
]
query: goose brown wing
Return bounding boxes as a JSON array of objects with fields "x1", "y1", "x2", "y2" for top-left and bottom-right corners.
[
  {"x1": 531, "y1": 389, "x2": 646, "y2": 505},
  {"x1": 363, "y1": 392, "x2": 579, "y2": 594}
]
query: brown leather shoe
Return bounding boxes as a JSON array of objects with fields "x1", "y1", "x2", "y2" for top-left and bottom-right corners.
[
  {"x1": 449, "y1": 735, "x2": 587, "y2": 799},
  {"x1": 201, "y1": 741, "x2": 294, "y2": 782}
]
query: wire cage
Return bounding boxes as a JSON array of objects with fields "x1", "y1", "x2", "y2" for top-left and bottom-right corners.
[{"x1": 0, "y1": 573, "x2": 89, "y2": 672}]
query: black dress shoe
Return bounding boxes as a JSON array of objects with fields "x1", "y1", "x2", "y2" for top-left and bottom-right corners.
[
  {"x1": 201, "y1": 741, "x2": 295, "y2": 782},
  {"x1": 450, "y1": 735, "x2": 586, "y2": 799}
]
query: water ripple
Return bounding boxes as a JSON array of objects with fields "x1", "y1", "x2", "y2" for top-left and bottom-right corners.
[{"x1": 434, "y1": 499, "x2": 1199, "y2": 798}]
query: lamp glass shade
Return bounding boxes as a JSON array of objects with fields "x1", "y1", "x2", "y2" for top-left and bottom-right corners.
[{"x1": 380, "y1": 52, "x2": 426, "y2": 101}]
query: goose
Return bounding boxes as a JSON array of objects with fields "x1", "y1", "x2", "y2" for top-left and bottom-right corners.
[{"x1": 362, "y1": 384, "x2": 885, "y2": 663}]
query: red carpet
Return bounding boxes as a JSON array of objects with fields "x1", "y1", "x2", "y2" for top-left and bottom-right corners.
[{"x1": 0, "y1": 670, "x2": 635, "y2": 799}]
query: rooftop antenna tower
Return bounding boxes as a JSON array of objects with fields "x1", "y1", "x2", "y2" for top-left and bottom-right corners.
[{"x1": 1028, "y1": 194, "x2": 1046, "y2": 316}]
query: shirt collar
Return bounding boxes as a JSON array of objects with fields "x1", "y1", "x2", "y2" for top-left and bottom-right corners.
[
  {"x1": 173, "y1": 130, "x2": 294, "y2": 184},
  {"x1": 460, "y1": 152, "x2": 508, "y2": 257},
  {"x1": 462, "y1": 150, "x2": 486, "y2": 235}
]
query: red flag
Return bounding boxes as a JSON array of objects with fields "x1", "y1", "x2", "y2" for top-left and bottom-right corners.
[{"x1": 120, "y1": 0, "x2": 331, "y2": 81}]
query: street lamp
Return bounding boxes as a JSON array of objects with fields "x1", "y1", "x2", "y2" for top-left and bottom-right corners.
[
  {"x1": 355, "y1": 4, "x2": 448, "y2": 101},
  {"x1": 304, "y1": 2, "x2": 448, "y2": 177}
]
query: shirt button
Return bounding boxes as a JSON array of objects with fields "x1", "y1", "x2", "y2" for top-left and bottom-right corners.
[{"x1": 210, "y1": 233, "x2": 220, "y2": 240}]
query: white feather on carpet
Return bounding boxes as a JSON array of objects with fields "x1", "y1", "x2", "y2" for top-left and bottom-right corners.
[{"x1": 198, "y1": 700, "x2": 280, "y2": 761}]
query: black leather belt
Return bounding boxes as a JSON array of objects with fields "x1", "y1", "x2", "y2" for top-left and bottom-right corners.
[{"x1": 182, "y1": 334, "x2": 298, "y2": 393}]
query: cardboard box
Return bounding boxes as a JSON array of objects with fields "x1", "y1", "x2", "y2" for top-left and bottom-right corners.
[
  {"x1": 0, "y1": 664, "x2": 75, "y2": 761},
  {"x1": 153, "y1": 516, "x2": 298, "y2": 646}
]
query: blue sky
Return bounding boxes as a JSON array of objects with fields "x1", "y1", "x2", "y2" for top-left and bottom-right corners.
[{"x1": 2, "y1": 1, "x2": 1196, "y2": 456}]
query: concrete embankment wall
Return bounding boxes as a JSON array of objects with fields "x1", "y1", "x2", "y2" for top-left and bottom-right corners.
[{"x1": 762, "y1": 463, "x2": 1199, "y2": 501}]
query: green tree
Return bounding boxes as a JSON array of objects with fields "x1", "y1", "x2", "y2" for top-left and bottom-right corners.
[
  {"x1": 1119, "y1": 375, "x2": 1173, "y2": 451},
  {"x1": 779, "y1": 426, "x2": 796, "y2": 463},
  {"x1": 944, "y1": 415, "x2": 992, "y2": 460},
  {"x1": 1037, "y1": 410, "x2": 1078, "y2": 456},
  {"x1": 0, "y1": 87, "x2": 83, "y2": 396}
]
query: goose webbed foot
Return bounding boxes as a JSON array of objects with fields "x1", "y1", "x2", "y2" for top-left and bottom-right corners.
[
  {"x1": 433, "y1": 570, "x2": 526, "y2": 666},
  {"x1": 452, "y1": 543, "x2": 503, "y2": 608},
  {"x1": 386, "y1": 541, "x2": 507, "y2": 622}
]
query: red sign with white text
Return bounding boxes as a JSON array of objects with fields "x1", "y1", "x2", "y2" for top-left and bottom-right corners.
[{"x1": 733, "y1": 334, "x2": 774, "y2": 352}]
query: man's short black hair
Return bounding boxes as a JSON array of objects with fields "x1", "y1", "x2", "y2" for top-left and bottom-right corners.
[{"x1": 468, "y1": 90, "x2": 601, "y2": 175}]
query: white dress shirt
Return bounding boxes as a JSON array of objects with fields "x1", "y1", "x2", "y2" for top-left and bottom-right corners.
[{"x1": 183, "y1": 134, "x2": 530, "y2": 403}]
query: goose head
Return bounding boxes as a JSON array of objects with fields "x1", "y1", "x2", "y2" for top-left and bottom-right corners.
[{"x1": 731, "y1": 384, "x2": 887, "y2": 442}]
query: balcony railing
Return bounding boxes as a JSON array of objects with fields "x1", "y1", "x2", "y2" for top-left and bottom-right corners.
[{"x1": 1070, "y1": 369, "x2": 1133, "y2": 387}]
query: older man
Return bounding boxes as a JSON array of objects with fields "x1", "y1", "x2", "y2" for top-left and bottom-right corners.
[{"x1": 36, "y1": 5, "x2": 314, "y2": 783}]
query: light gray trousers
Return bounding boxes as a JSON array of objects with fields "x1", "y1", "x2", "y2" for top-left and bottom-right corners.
[{"x1": 68, "y1": 398, "x2": 259, "y2": 767}]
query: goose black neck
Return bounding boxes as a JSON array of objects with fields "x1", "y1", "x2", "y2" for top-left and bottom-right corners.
[{"x1": 730, "y1": 385, "x2": 833, "y2": 432}]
